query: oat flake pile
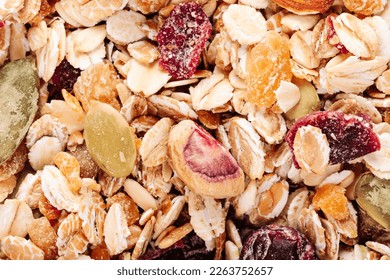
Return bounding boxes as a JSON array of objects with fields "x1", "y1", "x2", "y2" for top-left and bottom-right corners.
[{"x1": 1, "y1": 0, "x2": 390, "y2": 260}]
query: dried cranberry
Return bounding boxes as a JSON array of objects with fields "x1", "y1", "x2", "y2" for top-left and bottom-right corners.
[
  {"x1": 140, "y1": 232, "x2": 214, "y2": 260},
  {"x1": 51, "y1": 59, "x2": 81, "y2": 92},
  {"x1": 157, "y1": 2, "x2": 212, "y2": 80},
  {"x1": 286, "y1": 111, "x2": 381, "y2": 167},
  {"x1": 240, "y1": 225, "x2": 317, "y2": 260},
  {"x1": 0, "y1": 21, "x2": 4, "y2": 28}
]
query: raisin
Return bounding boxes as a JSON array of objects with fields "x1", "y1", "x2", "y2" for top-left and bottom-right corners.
[
  {"x1": 240, "y1": 224, "x2": 317, "y2": 260},
  {"x1": 51, "y1": 59, "x2": 81, "y2": 93},
  {"x1": 157, "y1": 2, "x2": 212, "y2": 80}
]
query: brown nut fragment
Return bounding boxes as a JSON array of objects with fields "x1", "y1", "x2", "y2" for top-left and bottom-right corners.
[
  {"x1": 272, "y1": 0, "x2": 334, "y2": 15},
  {"x1": 28, "y1": 217, "x2": 58, "y2": 260},
  {"x1": 168, "y1": 120, "x2": 245, "y2": 199}
]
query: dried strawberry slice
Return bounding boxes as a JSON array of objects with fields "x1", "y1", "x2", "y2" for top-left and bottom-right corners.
[
  {"x1": 51, "y1": 59, "x2": 81, "y2": 93},
  {"x1": 157, "y1": 2, "x2": 212, "y2": 80},
  {"x1": 286, "y1": 111, "x2": 381, "y2": 167},
  {"x1": 240, "y1": 224, "x2": 317, "y2": 260}
]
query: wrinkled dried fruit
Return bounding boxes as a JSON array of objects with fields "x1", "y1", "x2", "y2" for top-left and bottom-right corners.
[
  {"x1": 168, "y1": 120, "x2": 245, "y2": 199},
  {"x1": 285, "y1": 78, "x2": 320, "y2": 121},
  {"x1": 245, "y1": 31, "x2": 292, "y2": 107},
  {"x1": 286, "y1": 111, "x2": 381, "y2": 166},
  {"x1": 312, "y1": 184, "x2": 349, "y2": 220},
  {"x1": 0, "y1": 58, "x2": 39, "y2": 164},
  {"x1": 355, "y1": 173, "x2": 390, "y2": 229},
  {"x1": 240, "y1": 224, "x2": 317, "y2": 260},
  {"x1": 157, "y1": 2, "x2": 212, "y2": 80},
  {"x1": 51, "y1": 59, "x2": 81, "y2": 93},
  {"x1": 84, "y1": 101, "x2": 137, "y2": 178}
]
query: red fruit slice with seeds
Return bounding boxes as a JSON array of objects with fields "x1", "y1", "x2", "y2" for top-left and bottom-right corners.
[
  {"x1": 157, "y1": 2, "x2": 212, "y2": 80},
  {"x1": 286, "y1": 111, "x2": 381, "y2": 167}
]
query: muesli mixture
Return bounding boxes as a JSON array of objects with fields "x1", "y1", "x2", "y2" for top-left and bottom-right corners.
[{"x1": 1, "y1": 0, "x2": 390, "y2": 260}]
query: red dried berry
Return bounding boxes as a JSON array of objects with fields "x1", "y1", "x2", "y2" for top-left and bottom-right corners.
[
  {"x1": 286, "y1": 111, "x2": 381, "y2": 167},
  {"x1": 0, "y1": 21, "x2": 5, "y2": 28},
  {"x1": 51, "y1": 59, "x2": 81, "y2": 92},
  {"x1": 240, "y1": 224, "x2": 317, "y2": 260},
  {"x1": 157, "y1": 2, "x2": 212, "y2": 80}
]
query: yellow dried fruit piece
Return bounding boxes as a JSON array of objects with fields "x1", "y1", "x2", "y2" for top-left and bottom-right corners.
[
  {"x1": 245, "y1": 31, "x2": 292, "y2": 108},
  {"x1": 312, "y1": 184, "x2": 349, "y2": 220},
  {"x1": 84, "y1": 101, "x2": 137, "y2": 178},
  {"x1": 0, "y1": 58, "x2": 39, "y2": 164}
]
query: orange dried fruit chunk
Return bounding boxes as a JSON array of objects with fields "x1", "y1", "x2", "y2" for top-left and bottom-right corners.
[
  {"x1": 312, "y1": 184, "x2": 349, "y2": 220},
  {"x1": 245, "y1": 31, "x2": 292, "y2": 108}
]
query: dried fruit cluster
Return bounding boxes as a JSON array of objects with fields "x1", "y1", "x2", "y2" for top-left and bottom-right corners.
[{"x1": 1, "y1": 0, "x2": 390, "y2": 261}]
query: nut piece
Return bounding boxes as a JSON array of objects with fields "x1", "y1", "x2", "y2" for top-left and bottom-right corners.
[
  {"x1": 158, "y1": 223, "x2": 193, "y2": 249},
  {"x1": 272, "y1": 0, "x2": 334, "y2": 15},
  {"x1": 168, "y1": 120, "x2": 245, "y2": 199}
]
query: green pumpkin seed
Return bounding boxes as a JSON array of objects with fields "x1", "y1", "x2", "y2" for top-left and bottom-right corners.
[
  {"x1": 0, "y1": 58, "x2": 39, "y2": 164},
  {"x1": 355, "y1": 172, "x2": 390, "y2": 229},
  {"x1": 84, "y1": 101, "x2": 137, "y2": 177}
]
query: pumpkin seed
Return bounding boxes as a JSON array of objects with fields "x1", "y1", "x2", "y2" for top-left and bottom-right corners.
[
  {"x1": 84, "y1": 101, "x2": 137, "y2": 177},
  {"x1": 0, "y1": 58, "x2": 39, "y2": 164}
]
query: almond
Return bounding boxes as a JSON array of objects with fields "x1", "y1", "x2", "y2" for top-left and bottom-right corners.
[{"x1": 272, "y1": 0, "x2": 334, "y2": 15}]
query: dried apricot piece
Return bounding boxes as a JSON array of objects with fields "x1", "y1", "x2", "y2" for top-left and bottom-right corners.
[
  {"x1": 245, "y1": 31, "x2": 292, "y2": 107},
  {"x1": 312, "y1": 184, "x2": 349, "y2": 220}
]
